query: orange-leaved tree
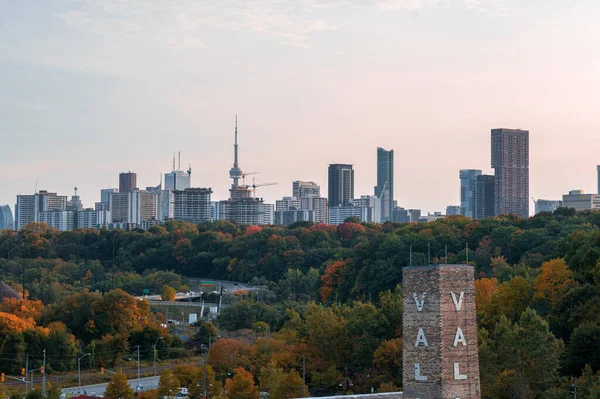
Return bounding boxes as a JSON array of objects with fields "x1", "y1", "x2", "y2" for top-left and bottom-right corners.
[
  {"x1": 474, "y1": 277, "x2": 498, "y2": 315},
  {"x1": 533, "y1": 258, "x2": 577, "y2": 307},
  {"x1": 320, "y1": 260, "x2": 348, "y2": 303},
  {"x1": 225, "y1": 368, "x2": 259, "y2": 399}
]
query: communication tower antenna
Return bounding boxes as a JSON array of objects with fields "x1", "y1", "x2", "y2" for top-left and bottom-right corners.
[
  {"x1": 178, "y1": 151, "x2": 181, "y2": 171},
  {"x1": 35, "y1": 179, "x2": 38, "y2": 194},
  {"x1": 173, "y1": 153, "x2": 176, "y2": 172}
]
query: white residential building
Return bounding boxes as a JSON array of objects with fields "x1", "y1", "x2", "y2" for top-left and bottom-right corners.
[
  {"x1": 76, "y1": 209, "x2": 111, "y2": 229},
  {"x1": 109, "y1": 191, "x2": 158, "y2": 225},
  {"x1": 15, "y1": 191, "x2": 67, "y2": 230}
]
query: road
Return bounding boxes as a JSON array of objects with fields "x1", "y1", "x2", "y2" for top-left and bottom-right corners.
[{"x1": 61, "y1": 376, "x2": 160, "y2": 397}]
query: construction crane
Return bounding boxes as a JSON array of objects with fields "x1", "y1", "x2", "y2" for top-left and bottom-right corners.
[
  {"x1": 242, "y1": 172, "x2": 259, "y2": 187},
  {"x1": 249, "y1": 178, "x2": 277, "y2": 198}
]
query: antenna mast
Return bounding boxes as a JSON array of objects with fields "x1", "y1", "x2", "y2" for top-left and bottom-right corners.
[{"x1": 178, "y1": 151, "x2": 181, "y2": 171}]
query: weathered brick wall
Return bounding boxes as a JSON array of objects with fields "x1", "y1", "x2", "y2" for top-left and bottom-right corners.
[{"x1": 403, "y1": 265, "x2": 481, "y2": 399}]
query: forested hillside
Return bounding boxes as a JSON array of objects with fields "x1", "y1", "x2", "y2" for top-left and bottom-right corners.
[{"x1": 2, "y1": 209, "x2": 600, "y2": 397}]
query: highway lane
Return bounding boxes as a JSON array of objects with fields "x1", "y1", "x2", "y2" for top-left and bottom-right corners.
[{"x1": 61, "y1": 376, "x2": 160, "y2": 397}]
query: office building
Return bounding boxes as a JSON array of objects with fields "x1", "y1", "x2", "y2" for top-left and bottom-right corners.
[
  {"x1": 146, "y1": 185, "x2": 175, "y2": 221},
  {"x1": 39, "y1": 210, "x2": 74, "y2": 231},
  {"x1": 15, "y1": 191, "x2": 67, "y2": 230},
  {"x1": 408, "y1": 209, "x2": 421, "y2": 223},
  {"x1": 219, "y1": 117, "x2": 274, "y2": 225},
  {"x1": 375, "y1": 147, "x2": 394, "y2": 222},
  {"x1": 491, "y1": 128, "x2": 529, "y2": 218},
  {"x1": 173, "y1": 188, "x2": 212, "y2": 224},
  {"x1": 534, "y1": 199, "x2": 562, "y2": 215},
  {"x1": 109, "y1": 191, "x2": 158, "y2": 225},
  {"x1": 67, "y1": 187, "x2": 84, "y2": 212},
  {"x1": 119, "y1": 172, "x2": 138, "y2": 193},
  {"x1": 598, "y1": 166, "x2": 600, "y2": 194},
  {"x1": 300, "y1": 196, "x2": 328, "y2": 224},
  {"x1": 0, "y1": 205, "x2": 14, "y2": 230},
  {"x1": 474, "y1": 175, "x2": 496, "y2": 219},
  {"x1": 328, "y1": 195, "x2": 380, "y2": 225},
  {"x1": 393, "y1": 207, "x2": 410, "y2": 223},
  {"x1": 459, "y1": 169, "x2": 482, "y2": 218},
  {"x1": 562, "y1": 190, "x2": 600, "y2": 211},
  {"x1": 276, "y1": 197, "x2": 300, "y2": 212},
  {"x1": 328, "y1": 164, "x2": 354, "y2": 207},
  {"x1": 76, "y1": 209, "x2": 111, "y2": 229},
  {"x1": 446, "y1": 205, "x2": 460, "y2": 216},
  {"x1": 101, "y1": 188, "x2": 118, "y2": 204},
  {"x1": 219, "y1": 199, "x2": 273, "y2": 225},
  {"x1": 293, "y1": 181, "x2": 320, "y2": 199},
  {"x1": 165, "y1": 154, "x2": 192, "y2": 191},
  {"x1": 274, "y1": 209, "x2": 314, "y2": 226}
]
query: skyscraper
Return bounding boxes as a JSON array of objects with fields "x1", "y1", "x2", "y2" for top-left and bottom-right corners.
[
  {"x1": 474, "y1": 175, "x2": 495, "y2": 219},
  {"x1": 328, "y1": 164, "x2": 354, "y2": 207},
  {"x1": 119, "y1": 172, "x2": 137, "y2": 193},
  {"x1": 165, "y1": 153, "x2": 192, "y2": 191},
  {"x1": 459, "y1": 169, "x2": 482, "y2": 218},
  {"x1": 491, "y1": 128, "x2": 529, "y2": 218},
  {"x1": 375, "y1": 147, "x2": 394, "y2": 222},
  {"x1": 597, "y1": 165, "x2": 600, "y2": 194},
  {"x1": 0, "y1": 205, "x2": 14, "y2": 230}
]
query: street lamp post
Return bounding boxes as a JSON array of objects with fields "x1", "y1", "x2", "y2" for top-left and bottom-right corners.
[
  {"x1": 78, "y1": 353, "x2": 91, "y2": 388},
  {"x1": 153, "y1": 337, "x2": 163, "y2": 376},
  {"x1": 201, "y1": 344, "x2": 208, "y2": 398}
]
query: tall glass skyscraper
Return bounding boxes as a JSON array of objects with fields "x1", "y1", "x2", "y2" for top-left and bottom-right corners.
[
  {"x1": 375, "y1": 147, "x2": 394, "y2": 222},
  {"x1": 459, "y1": 169, "x2": 482, "y2": 218},
  {"x1": 0, "y1": 205, "x2": 14, "y2": 230}
]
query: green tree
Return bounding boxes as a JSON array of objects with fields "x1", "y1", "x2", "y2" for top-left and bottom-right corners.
[{"x1": 104, "y1": 371, "x2": 135, "y2": 399}]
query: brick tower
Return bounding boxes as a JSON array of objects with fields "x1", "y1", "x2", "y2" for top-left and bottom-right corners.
[{"x1": 402, "y1": 265, "x2": 481, "y2": 399}]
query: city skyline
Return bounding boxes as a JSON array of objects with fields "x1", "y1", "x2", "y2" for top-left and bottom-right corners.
[{"x1": 2, "y1": 1, "x2": 600, "y2": 214}]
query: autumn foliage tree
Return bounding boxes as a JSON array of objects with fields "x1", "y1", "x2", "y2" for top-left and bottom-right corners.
[
  {"x1": 105, "y1": 371, "x2": 134, "y2": 399},
  {"x1": 533, "y1": 259, "x2": 577, "y2": 307},
  {"x1": 320, "y1": 260, "x2": 348, "y2": 303},
  {"x1": 225, "y1": 368, "x2": 259, "y2": 399}
]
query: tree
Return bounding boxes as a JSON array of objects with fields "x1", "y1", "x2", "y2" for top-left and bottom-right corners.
[
  {"x1": 104, "y1": 372, "x2": 135, "y2": 399},
  {"x1": 533, "y1": 259, "x2": 576, "y2": 307},
  {"x1": 225, "y1": 368, "x2": 259, "y2": 399},
  {"x1": 563, "y1": 324, "x2": 600, "y2": 376},
  {"x1": 479, "y1": 309, "x2": 564, "y2": 398},
  {"x1": 260, "y1": 363, "x2": 302, "y2": 399},
  {"x1": 189, "y1": 365, "x2": 222, "y2": 399},
  {"x1": 157, "y1": 369, "x2": 180, "y2": 399},
  {"x1": 161, "y1": 286, "x2": 177, "y2": 301},
  {"x1": 194, "y1": 322, "x2": 219, "y2": 347},
  {"x1": 373, "y1": 338, "x2": 403, "y2": 387}
]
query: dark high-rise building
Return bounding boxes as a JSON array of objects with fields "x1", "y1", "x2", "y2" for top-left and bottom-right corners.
[
  {"x1": 597, "y1": 165, "x2": 600, "y2": 194},
  {"x1": 474, "y1": 174, "x2": 496, "y2": 219},
  {"x1": 491, "y1": 128, "x2": 529, "y2": 218},
  {"x1": 459, "y1": 169, "x2": 482, "y2": 218},
  {"x1": 375, "y1": 147, "x2": 394, "y2": 222},
  {"x1": 119, "y1": 172, "x2": 138, "y2": 193},
  {"x1": 328, "y1": 164, "x2": 354, "y2": 207}
]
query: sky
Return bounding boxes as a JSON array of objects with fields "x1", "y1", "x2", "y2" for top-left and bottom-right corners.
[{"x1": 1, "y1": 0, "x2": 600, "y2": 215}]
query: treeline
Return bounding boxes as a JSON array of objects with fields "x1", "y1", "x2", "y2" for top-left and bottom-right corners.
[
  {"x1": 0, "y1": 290, "x2": 186, "y2": 375},
  {"x1": 3, "y1": 210, "x2": 600, "y2": 397}
]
